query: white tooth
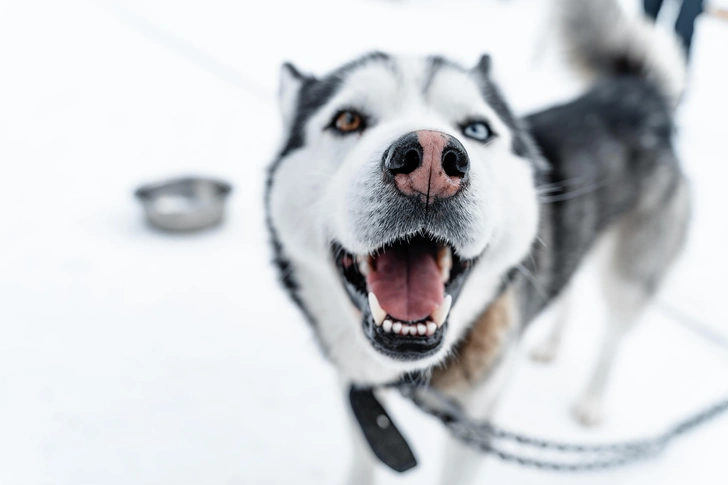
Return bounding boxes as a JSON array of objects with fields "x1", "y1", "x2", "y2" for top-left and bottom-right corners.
[
  {"x1": 357, "y1": 255, "x2": 372, "y2": 277},
  {"x1": 431, "y1": 294, "x2": 452, "y2": 327},
  {"x1": 383, "y1": 320, "x2": 393, "y2": 332},
  {"x1": 409, "y1": 325, "x2": 418, "y2": 336},
  {"x1": 417, "y1": 323, "x2": 427, "y2": 335},
  {"x1": 368, "y1": 292, "x2": 387, "y2": 326},
  {"x1": 427, "y1": 322, "x2": 437, "y2": 335},
  {"x1": 392, "y1": 322, "x2": 402, "y2": 334},
  {"x1": 438, "y1": 246, "x2": 452, "y2": 282}
]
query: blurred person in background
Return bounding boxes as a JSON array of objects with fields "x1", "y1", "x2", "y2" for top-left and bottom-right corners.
[{"x1": 644, "y1": 0, "x2": 705, "y2": 57}]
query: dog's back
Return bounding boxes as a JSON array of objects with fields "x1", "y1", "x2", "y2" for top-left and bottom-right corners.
[{"x1": 512, "y1": 0, "x2": 689, "y2": 320}]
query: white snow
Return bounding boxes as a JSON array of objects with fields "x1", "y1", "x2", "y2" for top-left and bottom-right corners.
[{"x1": 0, "y1": 1, "x2": 726, "y2": 484}]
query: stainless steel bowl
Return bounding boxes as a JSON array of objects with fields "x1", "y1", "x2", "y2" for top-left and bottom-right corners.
[{"x1": 135, "y1": 177, "x2": 232, "y2": 232}]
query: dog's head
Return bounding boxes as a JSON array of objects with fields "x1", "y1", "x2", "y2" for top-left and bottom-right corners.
[{"x1": 267, "y1": 53, "x2": 543, "y2": 384}]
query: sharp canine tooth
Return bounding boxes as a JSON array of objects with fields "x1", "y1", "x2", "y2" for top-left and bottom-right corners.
[
  {"x1": 427, "y1": 322, "x2": 437, "y2": 335},
  {"x1": 358, "y1": 255, "x2": 372, "y2": 276},
  {"x1": 368, "y1": 292, "x2": 387, "y2": 326},
  {"x1": 438, "y1": 246, "x2": 452, "y2": 282},
  {"x1": 417, "y1": 324, "x2": 427, "y2": 335},
  {"x1": 383, "y1": 320, "x2": 393, "y2": 332},
  {"x1": 431, "y1": 294, "x2": 452, "y2": 327},
  {"x1": 392, "y1": 322, "x2": 402, "y2": 334}
]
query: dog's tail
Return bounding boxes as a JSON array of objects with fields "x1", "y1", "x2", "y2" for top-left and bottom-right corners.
[{"x1": 555, "y1": 0, "x2": 686, "y2": 108}]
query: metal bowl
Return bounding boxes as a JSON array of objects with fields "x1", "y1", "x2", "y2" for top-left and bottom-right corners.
[{"x1": 135, "y1": 176, "x2": 232, "y2": 232}]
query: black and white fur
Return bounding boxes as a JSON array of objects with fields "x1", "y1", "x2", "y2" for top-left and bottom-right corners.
[{"x1": 265, "y1": 0, "x2": 689, "y2": 482}]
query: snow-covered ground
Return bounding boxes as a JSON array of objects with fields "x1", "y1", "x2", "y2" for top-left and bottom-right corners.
[{"x1": 0, "y1": 0, "x2": 726, "y2": 484}]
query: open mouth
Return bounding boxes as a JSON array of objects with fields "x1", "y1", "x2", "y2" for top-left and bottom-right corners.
[{"x1": 333, "y1": 234, "x2": 473, "y2": 361}]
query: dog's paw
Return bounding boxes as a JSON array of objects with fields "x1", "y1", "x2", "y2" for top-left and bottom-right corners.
[
  {"x1": 529, "y1": 339, "x2": 558, "y2": 364},
  {"x1": 572, "y1": 396, "x2": 604, "y2": 427}
]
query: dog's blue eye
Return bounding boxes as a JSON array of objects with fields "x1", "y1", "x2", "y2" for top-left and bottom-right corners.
[{"x1": 463, "y1": 122, "x2": 491, "y2": 141}]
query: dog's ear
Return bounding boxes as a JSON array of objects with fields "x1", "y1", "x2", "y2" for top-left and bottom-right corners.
[
  {"x1": 279, "y1": 62, "x2": 311, "y2": 128},
  {"x1": 471, "y1": 54, "x2": 492, "y2": 79}
]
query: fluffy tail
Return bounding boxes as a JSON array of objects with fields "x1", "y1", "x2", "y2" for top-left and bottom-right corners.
[{"x1": 555, "y1": 0, "x2": 686, "y2": 107}]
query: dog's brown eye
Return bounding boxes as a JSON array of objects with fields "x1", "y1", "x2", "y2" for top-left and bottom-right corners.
[{"x1": 333, "y1": 111, "x2": 364, "y2": 134}]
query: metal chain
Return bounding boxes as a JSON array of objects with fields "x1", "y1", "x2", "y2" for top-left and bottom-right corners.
[{"x1": 399, "y1": 385, "x2": 728, "y2": 472}]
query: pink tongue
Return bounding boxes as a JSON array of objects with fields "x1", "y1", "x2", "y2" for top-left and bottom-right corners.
[{"x1": 366, "y1": 241, "x2": 444, "y2": 322}]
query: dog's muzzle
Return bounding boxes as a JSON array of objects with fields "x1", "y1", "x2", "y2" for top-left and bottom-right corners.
[{"x1": 331, "y1": 130, "x2": 479, "y2": 361}]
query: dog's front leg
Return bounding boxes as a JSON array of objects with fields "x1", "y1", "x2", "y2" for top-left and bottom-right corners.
[
  {"x1": 440, "y1": 431, "x2": 489, "y2": 485},
  {"x1": 342, "y1": 381, "x2": 378, "y2": 485},
  {"x1": 438, "y1": 345, "x2": 519, "y2": 485}
]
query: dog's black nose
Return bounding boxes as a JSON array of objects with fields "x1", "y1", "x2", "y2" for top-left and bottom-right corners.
[{"x1": 383, "y1": 130, "x2": 469, "y2": 202}]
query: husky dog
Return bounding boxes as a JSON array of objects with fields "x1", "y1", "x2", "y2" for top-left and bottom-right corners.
[{"x1": 265, "y1": 0, "x2": 689, "y2": 482}]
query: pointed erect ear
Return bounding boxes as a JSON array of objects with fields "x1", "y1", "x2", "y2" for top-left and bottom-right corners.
[
  {"x1": 279, "y1": 62, "x2": 311, "y2": 128},
  {"x1": 472, "y1": 54, "x2": 492, "y2": 79}
]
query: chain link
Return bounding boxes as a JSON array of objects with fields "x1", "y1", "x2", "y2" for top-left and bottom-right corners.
[{"x1": 399, "y1": 385, "x2": 728, "y2": 472}]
